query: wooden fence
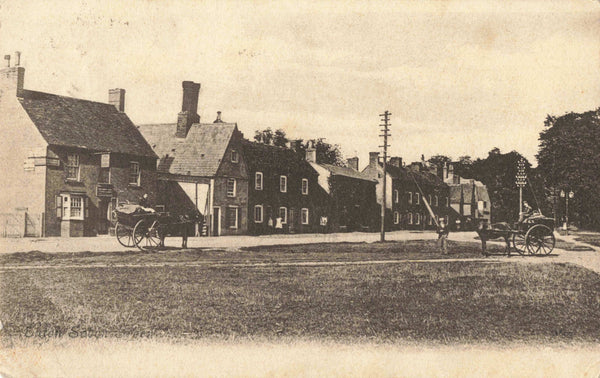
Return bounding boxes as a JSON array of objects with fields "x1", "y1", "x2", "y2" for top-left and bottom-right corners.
[{"x1": 0, "y1": 212, "x2": 44, "y2": 237}]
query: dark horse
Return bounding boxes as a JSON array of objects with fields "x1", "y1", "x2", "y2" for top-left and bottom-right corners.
[
  {"x1": 476, "y1": 221, "x2": 512, "y2": 256},
  {"x1": 158, "y1": 210, "x2": 204, "y2": 249}
]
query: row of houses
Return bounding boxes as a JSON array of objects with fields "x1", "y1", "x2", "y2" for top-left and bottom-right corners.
[{"x1": 0, "y1": 60, "x2": 490, "y2": 237}]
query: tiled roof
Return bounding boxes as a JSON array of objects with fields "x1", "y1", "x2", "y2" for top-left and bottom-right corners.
[
  {"x1": 138, "y1": 122, "x2": 237, "y2": 177},
  {"x1": 320, "y1": 164, "x2": 377, "y2": 182},
  {"x1": 241, "y1": 141, "x2": 317, "y2": 175},
  {"x1": 19, "y1": 90, "x2": 156, "y2": 157},
  {"x1": 384, "y1": 163, "x2": 444, "y2": 187}
]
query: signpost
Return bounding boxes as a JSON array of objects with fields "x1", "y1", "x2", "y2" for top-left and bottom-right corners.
[{"x1": 515, "y1": 157, "x2": 527, "y2": 216}]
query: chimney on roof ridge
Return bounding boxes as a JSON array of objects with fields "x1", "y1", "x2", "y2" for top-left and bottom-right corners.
[
  {"x1": 14, "y1": 51, "x2": 20, "y2": 67},
  {"x1": 176, "y1": 81, "x2": 200, "y2": 138},
  {"x1": 0, "y1": 56, "x2": 25, "y2": 97},
  {"x1": 389, "y1": 157, "x2": 402, "y2": 168},
  {"x1": 347, "y1": 157, "x2": 359, "y2": 171},
  {"x1": 213, "y1": 111, "x2": 223, "y2": 123},
  {"x1": 369, "y1": 152, "x2": 379, "y2": 168},
  {"x1": 108, "y1": 88, "x2": 126, "y2": 112}
]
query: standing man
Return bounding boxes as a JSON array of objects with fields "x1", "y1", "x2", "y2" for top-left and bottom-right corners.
[{"x1": 437, "y1": 218, "x2": 449, "y2": 255}]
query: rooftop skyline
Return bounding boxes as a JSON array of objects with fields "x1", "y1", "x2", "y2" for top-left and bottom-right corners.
[{"x1": 1, "y1": 0, "x2": 598, "y2": 166}]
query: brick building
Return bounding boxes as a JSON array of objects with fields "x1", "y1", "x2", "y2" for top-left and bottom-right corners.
[
  {"x1": 0, "y1": 59, "x2": 158, "y2": 237},
  {"x1": 308, "y1": 149, "x2": 378, "y2": 232},
  {"x1": 242, "y1": 140, "x2": 325, "y2": 234},
  {"x1": 442, "y1": 162, "x2": 491, "y2": 229},
  {"x1": 362, "y1": 152, "x2": 450, "y2": 230},
  {"x1": 138, "y1": 82, "x2": 248, "y2": 236}
]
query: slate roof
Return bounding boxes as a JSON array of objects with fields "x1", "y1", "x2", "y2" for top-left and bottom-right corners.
[
  {"x1": 19, "y1": 90, "x2": 156, "y2": 157},
  {"x1": 138, "y1": 122, "x2": 237, "y2": 177},
  {"x1": 241, "y1": 141, "x2": 317, "y2": 175},
  {"x1": 320, "y1": 164, "x2": 377, "y2": 182},
  {"x1": 383, "y1": 163, "x2": 444, "y2": 187}
]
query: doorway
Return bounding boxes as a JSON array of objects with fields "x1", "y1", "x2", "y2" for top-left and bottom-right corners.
[{"x1": 212, "y1": 207, "x2": 220, "y2": 236}]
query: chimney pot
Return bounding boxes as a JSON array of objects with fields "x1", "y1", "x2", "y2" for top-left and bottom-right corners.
[
  {"x1": 177, "y1": 81, "x2": 200, "y2": 138},
  {"x1": 4, "y1": 55, "x2": 10, "y2": 67},
  {"x1": 14, "y1": 51, "x2": 20, "y2": 67},
  {"x1": 213, "y1": 111, "x2": 223, "y2": 123}
]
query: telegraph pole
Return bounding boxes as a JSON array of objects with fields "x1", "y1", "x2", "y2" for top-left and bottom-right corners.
[{"x1": 379, "y1": 111, "x2": 391, "y2": 242}]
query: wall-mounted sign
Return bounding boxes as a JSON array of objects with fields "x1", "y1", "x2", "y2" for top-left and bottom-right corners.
[
  {"x1": 96, "y1": 185, "x2": 113, "y2": 197},
  {"x1": 101, "y1": 153, "x2": 110, "y2": 168}
]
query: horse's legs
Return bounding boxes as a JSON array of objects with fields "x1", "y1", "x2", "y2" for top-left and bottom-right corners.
[
  {"x1": 182, "y1": 226, "x2": 188, "y2": 248},
  {"x1": 504, "y1": 235, "x2": 511, "y2": 257}
]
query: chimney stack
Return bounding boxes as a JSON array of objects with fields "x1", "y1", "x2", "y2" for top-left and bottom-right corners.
[
  {"x1": 176, "y1": 81, "x2": 200, "y2": 138},
  {"x1": 306, "y1": 142, "x2": 317, "y2": 163},
  {"x1": 389, "y1": 157, "x2": 402, "y2": 168},
  {"x1": 1, "y1": 56, "x2": 25, "y2": 97},
  {"x1": 108, "y1": 88, "x2": 126, "y2": 112},
  {"x1": 347, "y1": 157, "x2": 359, "y2": 171},
  {"x1": 213, "y1": 111, "x2": 223, "y2": 123},
  {"x1": 369, "y1": 152, "x2": 379, "y2": 168},
  {"x1": 14, "y1": 51, "x2": 21, "y2": 67}
]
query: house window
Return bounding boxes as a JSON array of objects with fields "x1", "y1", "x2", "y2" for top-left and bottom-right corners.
[
  {"x1": 280, "y1": 175, "x2": 287, "y2": 193},
  {"x1": 255, "y1": 172, "x2": 263, "y2": 191},
  {"x1": 408, "y1": 212, "x2": 413, "y2": 224},
  {"x1": 302, "y1": 178, "x2": 309, "y2": 195},
  {"x1": 394, "y1": 190, "x2": 399, "y2": 204},
  {"x1": 231, "y1": 150, "x2": 239, "y2": 163},
  {"x1": 415, "y1": 213, "x2": 421, "y2": 225},
  {"x1": 129, "y1": 162, "x2": 140, "y2": 185},
  {"x1": 394, "y1": 211, "x2": 400, "y2": 224},
  {"x1": 301, "y1": 208, "x2": 309, "y2": 225},
  {"x1": 227, "y1": 207, "x2": 238, "y2": 229},
  {"x1": 408, "y1": 192, "x2": 413, "y2": 204},
  {"x1": 66, "y1": 154, "x2": 80, "y2": 181},
  {"x1": 254, "y1": 205, "x2": 263, "y2": 223},
  {"x1": 99, "y1": 167, "x2": 111, "y2": 184},
  {"x1": 227, "y1": 178, "x2": 236, "y2": 197},
  {"x1": 435, "y1": 195, "x2": 439, "y2": 207},
  {"x1": 415, "y1": 193, "x2": 420, "y2": 205},
  {"x1": 60, "y1": 194, "x2": 85, "y2": 221},
  {"x1": 279, "y1": 207, "x2": 287, "y2": 224}
]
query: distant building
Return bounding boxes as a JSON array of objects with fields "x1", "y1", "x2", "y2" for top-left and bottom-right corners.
[
  {"x1": 441, "y1": 162, "x2": 491, "y2": 229},
  {"x1": 0, "y1": 59, "x2": 158, "y2": 237},
  {"x1": 138, "y1": 81, "x2": 248, "y2": 236},
  {"x1": 362, "y1": 153, "x2": 450, "y2": 230}
]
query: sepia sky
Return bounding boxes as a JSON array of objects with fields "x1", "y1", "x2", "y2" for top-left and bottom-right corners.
[{"x1": 0, "y1": 0, "x2": 599, "y2": 166}]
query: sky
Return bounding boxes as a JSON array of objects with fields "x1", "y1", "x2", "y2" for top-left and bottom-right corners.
[{"x1": 0, "y1": 0, "x2": 599, "y2": 167}]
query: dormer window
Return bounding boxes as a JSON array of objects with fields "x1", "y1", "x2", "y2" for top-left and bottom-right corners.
[
  {"x1": 66, "y1": 154, "x2": 80, "y2": 181},
  {"x1": 231, "y1": 150, "x2": 239, "y2": 163}
]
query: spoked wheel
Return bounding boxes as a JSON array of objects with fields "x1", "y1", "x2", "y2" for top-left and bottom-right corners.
[
  {"x1": 133, "y1": 219, "x2": 162, "y2": 251},
  {"x1": 115, "y1": 222, "x2": 140, "y2": 247},
  {"x1": 512, "y1": 232, "x2": 527, "y2": 255},
  {"x1": 525, "y1": 224, "x2": 555, "y2": 256}
]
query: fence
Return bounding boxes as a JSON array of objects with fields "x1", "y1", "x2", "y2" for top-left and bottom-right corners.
[{"x1": 0, "y1": 212, "x2": 44, "y2": 237}]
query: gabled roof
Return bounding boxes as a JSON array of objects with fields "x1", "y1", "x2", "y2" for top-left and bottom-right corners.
[
  {"x1": 241, "y1": 141, "x2": 317, "y2": 175},
  {"x1": 319, "y1": 163, "x2": 377, "y2": 182},
  {"x1": 19, "y1": 90, "x2": 156, "y2": 158},
  {"x1": 377, "y1": 163, "x2": 444, "y2": 187},
  {"x1": 138, "y1": 122, "x2": 237, "y2": 177}
]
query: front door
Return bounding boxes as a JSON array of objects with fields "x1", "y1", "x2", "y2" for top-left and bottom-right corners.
[
  {"x1": 212, "y1": 207, "x2": 220, "y2": 236},
  {"x1": 98, "y1": 199, "x2": 109, "y2": 234}
]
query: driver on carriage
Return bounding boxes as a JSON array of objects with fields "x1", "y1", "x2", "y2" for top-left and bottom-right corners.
[{"x1": 519, "y1": 201, "x2": 537, "y2": 223}]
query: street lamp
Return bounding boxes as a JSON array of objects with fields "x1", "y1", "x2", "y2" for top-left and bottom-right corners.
[{"x1": 560, "y1": 190, "x2": 575, "y2": 235}]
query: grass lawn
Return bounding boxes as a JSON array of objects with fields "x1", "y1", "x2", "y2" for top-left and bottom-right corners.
[
  {"x1": 2, "y1": 259, "x2": 600, "y2": 343},
  {"x1": 0, "y1": 240, "x2": 496, "y2": 267}
]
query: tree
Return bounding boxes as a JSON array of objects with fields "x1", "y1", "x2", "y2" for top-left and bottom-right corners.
[
  {"x1": 253, "y1": 129, "x2": 345, "y2": 166},
  {"x1": 536, "y1": 109, "x2": 600, "y2": 229},
  {"x1": 427, "y1": 155, "x2": 451, "y2": 169}
]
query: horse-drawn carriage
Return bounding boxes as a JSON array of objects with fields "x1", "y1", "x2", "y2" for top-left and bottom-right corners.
[
  {"x1": 113, "y1": 204, "x2": 201, "y2": 251},
  {"x1": 478, "y1": 213, "x2": 556, "y2": 256}
]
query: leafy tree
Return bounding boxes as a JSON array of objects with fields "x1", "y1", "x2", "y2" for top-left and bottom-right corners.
[
  {"x1": 537, "y1": 109, "x2": 600, "y2": 229},
  {"x1": 427, "y1": 155, "x2": 451, "y2": 169},
  {"x1": 254, "y1": 128, "x2": 274, "y2": 145}
]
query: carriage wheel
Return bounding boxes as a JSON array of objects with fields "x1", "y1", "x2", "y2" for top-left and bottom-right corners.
[
  {"x1": 512, "y1": 232, "x2": 527, "y2": 256},
  {"x1": 525, "y1": 224, "x2": 555, "y2": 256},
  {"x1": 133, "y1": 219, "x2": 162, "y2": 251},
  {"x1": 115, "y1": 222, "x2": 140, "y2": 248}
]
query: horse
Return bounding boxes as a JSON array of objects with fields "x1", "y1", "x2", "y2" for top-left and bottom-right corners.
[
  {"x1": 157, "y1": 210, "x2": 204, "y2": 249},
  {"x1": 476, "y1": 221, "x2": 512, "y2": 257}
]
